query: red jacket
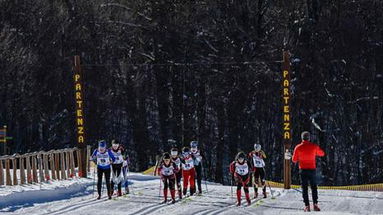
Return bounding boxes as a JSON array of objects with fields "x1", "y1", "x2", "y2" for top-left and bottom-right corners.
[{"x1": 292, "y1": 140, "x2": 325, "y2": 169}]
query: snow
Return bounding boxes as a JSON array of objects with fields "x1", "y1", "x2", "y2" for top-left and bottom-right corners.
[{"x1": 1, "y1": 172, "x2": 382, "y2": 215}]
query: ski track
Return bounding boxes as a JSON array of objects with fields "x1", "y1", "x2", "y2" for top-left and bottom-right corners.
[{"x1": 2, "y1": 173, "x2": 383, "y2": 215}]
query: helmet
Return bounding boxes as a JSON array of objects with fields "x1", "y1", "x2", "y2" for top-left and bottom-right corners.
[
  {"x1": 236, "y1": 152, "x2": 246, "y2": 161},
  {"x1": 98, "y1": 140, "x2": 106, "y2": 149},
  {"x1": 163, "y1": 152, "x2": 171, "y2": 160},
  {"x1": 111, "y1": 139, "x2": 119, "y2": 150},
  {"x1": 182, "y1": 147, "x2": 190, "y2": 157},
  {"x1": 98, "y1": 140, "x2": 107, "y2": 152},
  {"x1": 254, "y1": 144, "x2": 261, "y2": 152},
  {"x1": 190, "y1": 141, "x2": 198, "y2": 149},
  {"x1": 170, "y1": 148, "x2": 178, "y2": 156}
]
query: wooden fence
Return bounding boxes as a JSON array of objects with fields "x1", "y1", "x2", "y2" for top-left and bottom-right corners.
[{"x1": 0, "y1": 146, "x2": 91, "y2": 186}]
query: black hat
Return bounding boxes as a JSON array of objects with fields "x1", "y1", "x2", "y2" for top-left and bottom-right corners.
[
  {"x1": 163, "y1": 152, "x2": 171, "y2": 159},
  {"x1": 182, "y1": 147, "x2": 190, "y2": 153},
  {"x1": 236, "y1": 152, "x2": 246, "y2": 160}
]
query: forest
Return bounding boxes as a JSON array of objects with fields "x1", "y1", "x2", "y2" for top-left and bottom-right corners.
[{"x1": 0, "y1": 0, "x2": 382, "y2": 186}]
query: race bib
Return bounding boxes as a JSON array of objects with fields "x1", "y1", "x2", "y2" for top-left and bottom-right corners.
[
  {"x1": 173, "y1": 158, "x2": 181, "y2": 169},
  {"x1": 183, "y1": 157, "x2": 194, "y2": 170},
  {"x1": 161, "y1": 166, "x2": 175, "y2": 176},
  {"x1": 253, "y1": 155, "x2": 265, "y2": 168},
  {"x1": 235, "y1": 162, "x2": 249, "y2": 176},
  {"x1": 112, "y1": 150, "x2": 123, "y2": 164},
  {"x1": 97, "y1": 152, "x2": 110, "y2": 167}
]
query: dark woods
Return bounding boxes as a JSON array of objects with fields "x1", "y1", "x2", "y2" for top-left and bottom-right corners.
[{"x1": 0, "y1": 0, "x2": 382, "y2": 186}]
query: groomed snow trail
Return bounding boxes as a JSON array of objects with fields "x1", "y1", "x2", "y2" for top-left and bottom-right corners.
[{"x1": 1, "y1": 173, "x2": 382, "y2": 215}]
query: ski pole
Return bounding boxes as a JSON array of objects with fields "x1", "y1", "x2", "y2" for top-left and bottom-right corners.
[
  {"x1": 202, "y1": 162, "x2": 208, "y2": 193},
  {"x1": 267, "y1": 181, "x2": 275, "y2": 199},
  {"x1": 93, "y1": 166, "x2": 96, "y2": 197},
  {"x1": 159, "y1": 177, "x2": 162, "y2": 198},
  {"x1": 126, "y1": 164, "x2": 131, "y2": 194},
  {"x1": 230, "y1": 175, "x2": 233, "y2": 198}
]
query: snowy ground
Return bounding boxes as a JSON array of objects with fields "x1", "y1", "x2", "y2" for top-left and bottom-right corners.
[{"x1": 1, "y1": 172, "x2": 382, "y2": 215}]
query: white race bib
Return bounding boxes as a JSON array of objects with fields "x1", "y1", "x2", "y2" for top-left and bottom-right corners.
[
  {"x1": 235, "y1": 162, "x2": 249, "y2": 176},
  {"x1": 172, "y1": 158, "x2": 181, "y2": 169},
  {"x1": 111, "y1": 150, "x2": 123, "y2": 164},
  {"x1": 253, "y1": 154, "x2": 265, "y2": 168},
  {"x1": 182, "y1": 157, "x2": 195, "y2": 170},
  {"x1": 161, "y1": 165, "x2": 175, "y2": 176},
  {"x1": 97, "y1": 152, "x2": 111, "y2": 167}
]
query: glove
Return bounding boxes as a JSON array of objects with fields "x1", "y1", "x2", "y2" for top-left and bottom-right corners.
[{"x1": 284, "y1": 151, "x2": 292, "y2": 160}]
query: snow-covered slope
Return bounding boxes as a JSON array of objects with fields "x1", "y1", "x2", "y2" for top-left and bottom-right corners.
[{"x1": 1, "y1": 173, "x2": 382, "y2": 215}]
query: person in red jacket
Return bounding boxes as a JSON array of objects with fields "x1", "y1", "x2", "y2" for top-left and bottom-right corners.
[{"x1": 292, "y1": 131, "x2": 325, "y2": 212}]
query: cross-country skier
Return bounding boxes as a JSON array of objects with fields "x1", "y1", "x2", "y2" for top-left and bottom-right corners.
[
  {"x1": 190, "y1": 141, "x2": 204, "y2": 195},
  {"x1": 292, "y1": 131, "x2": 325, "y2": 212},
  {"x1": 170, "y1": 147, "x2": 183, "y2": 199},
  {"x1": 109, "y1": 139, "x2": 125, "y2": 196},
  {"x1": 157, "y1": 152, "x2": 179, "y2": 204},
  {"x1": 230, "y1": 152, "x2": 252, "y2": 206},
  {"x1": 180, "y1": 147, "x2": 196, "y2": 196},
  {"x1": 248, "y1": 143, "x2": 267, "y2": 198},
  {"x1": 91, "y1": 140, "x2": 116, "y2": 200}
]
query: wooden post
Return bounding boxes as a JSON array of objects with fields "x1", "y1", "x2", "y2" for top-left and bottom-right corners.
[
  {"x1": 70, "y1": 150, "x2": 75, "y2": 177},
  {"x1": 26, "y1": 156, "x2": 32, "y2": 183},
  {"x1": 43, "y1": 154, "x2": 50, "y2": 181},
  {"x1": 5, "y1": 159, "x2": 12, "y2": 185},
  {"x1": 12, "y1": 158, "x2": 18, "y2": 185},
  {"x1": 65, "y1": 151, "x2": 70, "y2": 178},
  {"x1": 74, "y1": 56, "x2": 87, "y2": 178},
  {"x1": 61, "y1": 152, "x2": 66, "y2": 180},
  {"x1": 0, "y1": 160, "x2": 4, "y2": 185},
  {"x1": 55, "y1": 153, "x2": 60, "y2": 180},
  {"x1": 20, "y1": 156, "x2": 25, "y2": 184},
  {"x1": 38, "y1": 153, "x2": 44, "y2": 182},
  {"x1": 50, "y1": 153, "x2": 56, "y2": 180},
  {"x1": 76, "y1": 149, "x2": 82, "y2": 177},
  {"x1": 32, "y1": 155, "x2": 38, "y2": 183},
  {"x1": 87, "y1": 145, "x2": 91, "y2": 174},
  {"x1": 282, "y1": 50, "x2": 292, "y2": 189}
]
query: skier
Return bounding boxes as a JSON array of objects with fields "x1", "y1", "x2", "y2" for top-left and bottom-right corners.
[
  {"x1": 109, "y1": 139, "x2": 125, "y2": 196},
  {"x1": 157, "y1": 152, "x2": 179, "y2": 204},
  {"x1": 248, "y1": 143, "x2": 267, "y2": 198},
  {"x1": 170, "y1": 147, "x2": 183, "y2": 199},
  {"x1": 91, "y1": 140, "x2": 116, "y2": 200},
  {"x1": 190, "y1": 141, "x2": 204, "y2": 195},
  {"x1": 229, "y1": 152, "x2": 252, "y2": 206},
  {"x1": 180, "y1": 147, "x2": 196, "y2": 196},
  {"x1": 291, "y1": 131, "x2": 325, "y2": 212}
]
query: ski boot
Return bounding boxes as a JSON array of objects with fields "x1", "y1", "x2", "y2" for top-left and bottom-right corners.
[
  {"x1": 254, "y1": 192, "x2": 258, "y2": 199},
  {"x1": 236, "y1": 190, "x2": 242, "y2": 206},
  {"x1": 313, "y1": 204, "x2": 321, "y2": 211},
  {"x1": 245, "y1": 192, "x2": 251, "y2": 206},
  {"x1": 96, "y1": 195, "x2": 101, "y2": 200},
  {"x1": 118, "y1": 190, "x2": 122, "y2": 196},
  {"x1": 304, "y1": 205, "x2": 310, "y2": 212},
  {"x1": 263, "y1": 191, "x2": 267, "y2": 198}
]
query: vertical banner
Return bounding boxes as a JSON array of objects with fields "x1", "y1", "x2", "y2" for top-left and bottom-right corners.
[
  {"x1": 282, "y1": 51, "x2": 292, "y2": 189},
  {"x1": 73, "y1": 56, "x2": 87, "y2": 177}
]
